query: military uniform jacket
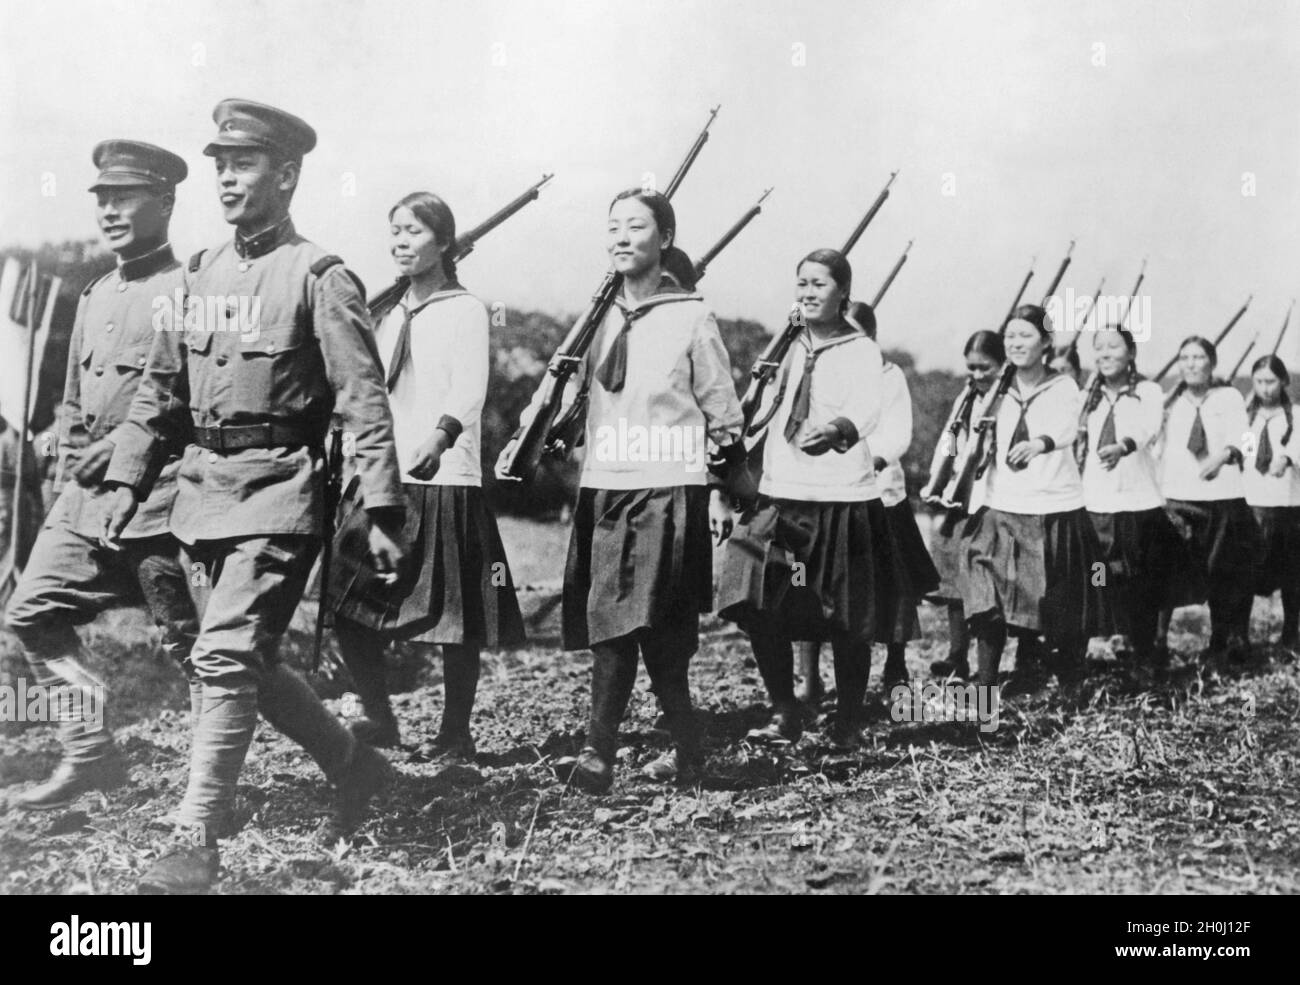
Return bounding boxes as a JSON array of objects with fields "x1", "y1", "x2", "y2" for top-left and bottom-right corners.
[
  {"x1": 50, "y1": 244, "x2": 182, "y2": 540},
  {"x1": 106, "y1": 219, "x2": 404, "y2": 542}
]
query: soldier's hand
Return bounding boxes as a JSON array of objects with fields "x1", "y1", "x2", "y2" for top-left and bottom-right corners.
[
  {"x1": 709, "y1": 488, "x2": 734, "y2": 545},
  {"x1": 100, "y1": 485, "x2": 139, "y2": 551},
  {"x1": 494, "y1": 439, "x2": 521, "y2": 482},
  {"x1": 70, "y1": 438, "x2": 116, "y2": 487},
  {"x1": 366, "y1": 509, "x2": 408, "y2": 583}
]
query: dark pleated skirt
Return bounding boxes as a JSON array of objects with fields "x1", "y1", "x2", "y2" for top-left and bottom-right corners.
[
  {"x1": 1163, "y1": 498, "x2": 1260, "y2": 606},
  {"x1": 1088, "y1": 507, "x2": 1196, "y2": 635},
  {"x1": 957, "y1": 506, "x2": 1112, "y2": 643},
  {"x1": 716, "y1": 496, "x2": 893, "y2": 643},
  {"x1": 923, "y1": 507, "x2": 972, "y2": 605},
  {"x1": 879, "y1": 501, "x2": 941, "y2": 642},
  {"x1": 1251, "y1": 505, "x2": 1300, "y2": 597},
  {"x1": 561, "y1": 484, "x2": 712, "y2": 650},
  {"x1": 327, "y1": 481, "x2": 526, "y2": 646}
]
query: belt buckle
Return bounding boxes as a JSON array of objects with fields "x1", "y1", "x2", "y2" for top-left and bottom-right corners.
[{"x1": 260, "y1": 422, "x2": 274, "y2": 447}]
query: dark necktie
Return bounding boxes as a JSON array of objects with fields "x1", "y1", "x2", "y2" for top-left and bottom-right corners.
[
  {"x1": 595, "y1": 307, "x2": 649, "y2": 393},
  {"x1": 1187, "y1": 407, "x2": 1209, "y2": 460},
  {"x1": 1255, "y1": 421, "x2": 1274, "y2": 474},
  {"x1": 386, "y1": 296, "x2": 437, "y2": 391},
  {"x1": 783, "y1": 346, "x2": 819, "y2": 442},
  {"x1": 1098, "y1": 402, "x2": 1117, "y2": 448},
  {"x1": 1006, "y1": 403, "x2": 1032, "y2": 471}
]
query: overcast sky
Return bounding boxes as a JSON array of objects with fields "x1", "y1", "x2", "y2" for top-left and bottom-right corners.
[{"x1": 2, "y1": 0, "x2": 1297, "y2": 372}]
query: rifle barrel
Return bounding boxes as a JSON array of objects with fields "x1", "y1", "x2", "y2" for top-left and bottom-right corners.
[
  {"x1": 663, "y1": 105, "x2": 720, "y2": 199},
  {"x1": 1271, "y1": 300, "x2": 1294, "y2": 356},
  {"x1": 1228, "y1": 331, "x2": 1260, "y2": 380},
  {"x1": 455, "y1": 173, "x2": 554, "y2": 260},
  {"x1": 871, "y1": 239, "x2": 912, "y2": 308},
  {"x1": 1041, "y1": 239, "x2": 1075, "y2": 303},
  {"x1": 840, "y1": 170, "x2": 898, "y2": 257},
  {"x1": 1003, "y1": 258, "x2": 1035, "y2": 327},
  {"x1": 1153, "y1": 294, "x2": 1252, "y2": 383},
  {"x1": 693, "y1": 187, "x2": 772, "y2": 279}
]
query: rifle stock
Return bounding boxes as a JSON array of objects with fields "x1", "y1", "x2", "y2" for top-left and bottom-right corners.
[
  {"x1": 943, "y1": 363, "x2": 1015, "y2": 512},
  {"x1": 920, "y1": 381, "x2": 975, "y2": 503}
]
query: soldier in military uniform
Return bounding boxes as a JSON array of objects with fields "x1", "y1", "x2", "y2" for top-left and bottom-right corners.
[
  {"x1": 6, "y1": 141, "x2": 200, "y2": 811},
  {"x1": 103, "y1": 100, "x2": 408, "y2": 895}
]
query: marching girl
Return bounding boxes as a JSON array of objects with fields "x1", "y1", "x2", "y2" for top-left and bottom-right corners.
[
  {"x1": 957, "y1": 304, "x2": 1109, "y2": 688},
  {"x1": 796, "y1": 302, "x2": 938, "y2": 698},
  {"x1": 498, "y1": 189, "x2": 746, "y2": 792},
  {"x1": 717, "y1": 250, "x2": 892, "y2": 745},
  {"x1": 1076, "y1": 327, "x2": 1187, "y2": 664},
  {"x1": 795, "y1": 303, "x2": 938, "y2": 699},
  {"x1": 1157, "y1": 336, "x2": 1258, "y2": 661},
  {"x1": 924, "y1": 330, "x2": 1005, "y2": 680},
  {"x1": 1241, "y1": 355, "x2": 1300, "y2": 657},
  {"x1": 326, "y1": 191, "x2": 526, "y2": 760}
]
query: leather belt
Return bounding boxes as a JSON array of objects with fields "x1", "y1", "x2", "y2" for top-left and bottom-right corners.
[{"x1": 192, "y1": 422, "x2": 317, "y2": 452}]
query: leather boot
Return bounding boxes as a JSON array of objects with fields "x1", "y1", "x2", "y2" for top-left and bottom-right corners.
[
  {"x1": 882, "y1": 643, "x2": 908, "y2": 690},
  {"x1": 642, "y1": 672, "x2": 702, "y2": 784},
  {"x1": 336, "y1": 618, "x2": 401, "y2": 748},
  {"x1": 318, "y1": 741, "x2": 393, "y2": 845},
  {"x1": 14, "y1": 748, "x2": 128, "y2": 811},
  {"x1": 138, "y1": 841, "x2": 220, "y2": 895},
  {"x1": 794, "y1": 641, "x2": 824, "y2": 704},
  {"x1": 570, "y1": 644, "x2": 637, "y2": 794},
  {"x1": 258, "y1": 664, "x2": 353, "y2": 782}
]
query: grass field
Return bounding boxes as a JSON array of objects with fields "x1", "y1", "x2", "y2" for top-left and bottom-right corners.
[{"x1": 1, "y1": 515, "x2": 1298, "y2": 894}]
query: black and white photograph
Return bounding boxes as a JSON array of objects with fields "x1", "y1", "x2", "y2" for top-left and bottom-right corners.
[{"x1": 0, "y1": 0, "x2": 1295, "y2": 924}]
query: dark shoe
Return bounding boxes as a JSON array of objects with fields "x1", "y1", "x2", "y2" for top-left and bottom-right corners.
[
  {"x1": 928, "y1": 658, "x2": 970, "y2": 680},
  {"x1": 641, "y1": 748, "x2": 701, "y2": 785},
  {"x1": 827, "y1": 715, "x2": 866, "y2": 749},
  {"x1": 421, "y1": 731, "x2": 476, "y2": 766},
  {"x1": 348, "y1": 716, "x2": 401, "y2": 749},
  {"x1": 318, "y1": 742, "x2": 393, "y2": 845},
  {"x1": 15, "y1": 752, "x2": 128, "y2": 811},
  {"x1": 566, "y1": 746, "x2": 613, "y2": 794},
  {"x1": 138, "y1": 845, "x2": 220, "y2": 895},
  {"x1": 746, "y1": 706, "x2": 802, "y2": 744}
]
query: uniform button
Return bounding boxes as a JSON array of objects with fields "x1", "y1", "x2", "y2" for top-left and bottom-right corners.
[
  {"x1": 266, "y1": 342, "x2": 276, "y2": 353},
  {"x1": 85, "y1": 414, "x2": 95, "y2": 426},
  {"x1": 105, "y1": 322, "x2": 115, "y2": 333},
  {"x1": 138, "y1": 356, "x2": 147, "y2": 367},
  {"x1": 238, "y1": 261, "x2": 251, "y2": 272},
  {"x1": 116, "y1": 282, "x2": 127, "y2": 292},
  {"x1": 94, "y1": 366, "x2": 104, "y2": 376},
  {"x1": 207, "y1": 451, "x2": 218, "y2": 464},
  {"x1": 215, "y1": 355, "x2": 228, "y2": 367}
]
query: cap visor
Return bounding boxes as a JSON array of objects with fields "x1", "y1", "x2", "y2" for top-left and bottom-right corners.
[
  {"x1": 88, "y1": 174, "x2": 161, "y2": 191},
  {"x1": 203, "y1": 135, "x2": 273, "y2": 156}
]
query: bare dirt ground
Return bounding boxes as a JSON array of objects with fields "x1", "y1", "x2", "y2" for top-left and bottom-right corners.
[{"x1": 1, "y1": 517, "x2": 1297, "y2": 895}]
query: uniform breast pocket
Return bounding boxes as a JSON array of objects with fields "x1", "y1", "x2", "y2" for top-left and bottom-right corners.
[
  {"x1": 233, "y1": 322, "x2": 315, "y2": 414},
  {"x1": 113, "y1": 341, "x2": 153, "y2": 379}
]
